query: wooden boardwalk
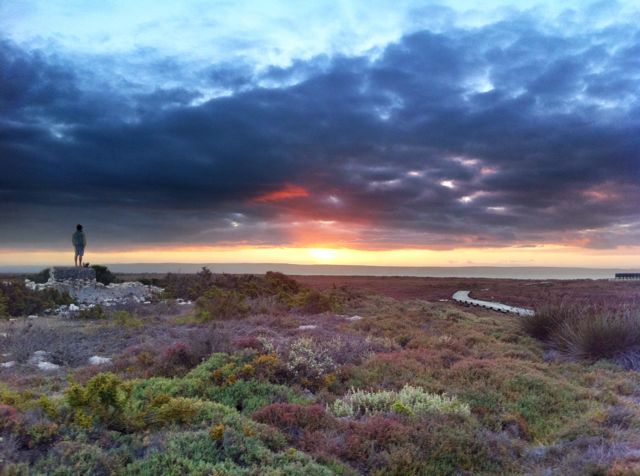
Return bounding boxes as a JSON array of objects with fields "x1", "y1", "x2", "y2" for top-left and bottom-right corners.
[{"x1": 452, "y1": 290, "x2": 535, "y2": 316}]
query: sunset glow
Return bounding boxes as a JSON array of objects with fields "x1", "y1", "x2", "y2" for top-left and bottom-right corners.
[{"x1": 2, "y1": 245, "x2": 640, "y2": 269}]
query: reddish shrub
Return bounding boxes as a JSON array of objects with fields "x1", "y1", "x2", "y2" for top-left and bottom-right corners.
[
  {"x1": 157, "y1": 342, "x2": 199, "y2": 376},
  {"x1": 333, "y1": 416, "x2": 410, "y2": 464},
  {"x1": 252, "y1": 403, "x2": 330, "y2": 433},
  {"x1": 0, "y1": 404, "x2": 21, "y2": 430},
  {"x1": 232, "y1": 335, "x2": 262, "y2": 350}
]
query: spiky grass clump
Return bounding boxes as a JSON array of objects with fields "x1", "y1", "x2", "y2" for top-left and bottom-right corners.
[
  {"x1": 520, "y1": 300, "x2": 577, "y2": 340},
  {"x1": 523, "y1": 301, "x2": 640, "y2": 369},
  {"x1": 554, "y1": 310, "x2": 640, "y2": 369}
]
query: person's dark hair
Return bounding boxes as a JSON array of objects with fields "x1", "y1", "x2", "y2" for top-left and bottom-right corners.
[{"x1": 76, "y1": 224, "x2": 83, "y2": 231}]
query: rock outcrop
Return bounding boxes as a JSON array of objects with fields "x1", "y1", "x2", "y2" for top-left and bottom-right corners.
[{"x1": 25, "y1": 266, "x2": 163, "y2": 310}]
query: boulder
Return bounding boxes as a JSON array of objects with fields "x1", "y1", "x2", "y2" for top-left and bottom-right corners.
[{"x1": 52, "y1": 266, "x2": 96, "y2": 282}]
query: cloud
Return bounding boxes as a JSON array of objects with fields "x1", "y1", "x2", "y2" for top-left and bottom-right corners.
[
  {"x1": 1, "y1": 5, "x2": 639, "y2": 251},
  {"x1": 252, "y1": 184, "x2": 309, "y2": 203}
]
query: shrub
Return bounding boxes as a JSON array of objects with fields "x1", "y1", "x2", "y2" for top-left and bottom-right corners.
[
  {"x1": 196, "y1": 287, "x2": 250, "y2": 321},
  {"x1": 0, "y1": 290, "x2": 7, "y2": 319},
  {"x1": 161, "y1": 267, "x2": 216, "y2": 300},
  {"x1": 524, "y1": 300, "x2": 640, "y2": 369},
  {"x1": 0, "y1": 281, "x2": 73, "y2": 317},
  {"x1": 286, "y1": 337, "x2": 336, "y2": 381},
  {"x1": 296, "y1": 290, "x2": 334, "y2": 314},
  {"x1": 65, "y1": 373, "x2": 131, "y2": 429},
  {"x1": 521, "y1": 300, "x2": 577, "y2": 340},
  {"x1": 554, "y1": 310, "x2": 640, "y2": 368},
  {"x1": 28, "y1": 268, "x2": 51, "y2": 284},
  {"x1": 252, "y1": 403, "x2": 330, "y2": 434},
  {"x1": 77, "y1": 305, "x2": 106, "y2": 319},
  {"x1": 91, "y1": 265, "x2": 118, "y2": 285},
  {"x1": 265, "y1": 271, "x2": 301, "y2": 294},
  {"x1": 0, "y1": 403, "x2": 21, "y2": 431},
  {"x1": 331, "y1": 384, "x2": 470, "y2": 418},
  {"x1": 113, "y1": 310, "x2": 143, "y2": 328},
  {"x1": 156, "y1": 342, "x2": 200, "y2": 377}
]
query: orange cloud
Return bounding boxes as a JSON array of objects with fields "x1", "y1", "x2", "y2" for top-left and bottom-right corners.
[{"x1": 252, "y1": 184, "x2": 309, "y2": 203}]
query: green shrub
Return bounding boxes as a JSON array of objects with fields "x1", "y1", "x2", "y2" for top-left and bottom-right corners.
[
  {"x1": 77, "y1": 305, "x2": 106, "y2": 319},
  {"x1": 0, "y1": 290, "x2": 8, "y2": 319},
  {"x1": 161, "y1": 267, "x2": 215, "y2": 300},
  {"x1": 28, "y1": 268, "x2": 51, "y2": 284},
  {"x1": 196, "y1": 287, "x2": 250, "y2": 320},
  {"x1": 91, "y1": 265, "x2": 118, "y2": 285},
  {"x1": 0, "y1": 281, "x2": 74, "y2": 317},
  {"x1": 113, "y1": 310, "x2": 143, "y2": 328},
  {"x1": 65, "y1": 373, "x2": 131, "y2": 429},
  {"x1": 331, "y1": 384, "x2": 470, "y2": 418},
  {"x1": 296, "y1": 290, "x2": 334, "y2": 313},
  {"x1": 264, "y1": 271, "x2": 301, "y2": 295},
  {"x1": 125, "y1": 427, "x2": 335, "y2": 475}
]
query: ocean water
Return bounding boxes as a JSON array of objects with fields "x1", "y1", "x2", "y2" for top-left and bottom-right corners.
[{"x1": 2, "y1": 263, "x2": 635, "y2": 279}]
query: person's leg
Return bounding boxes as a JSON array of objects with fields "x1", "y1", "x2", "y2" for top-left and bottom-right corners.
[
  {"x1": 74, "y1": 252, "x2": 78, "y2": 267},
  {"x1": 79, "y1": 254, "x2": 83, "y2": 267}
]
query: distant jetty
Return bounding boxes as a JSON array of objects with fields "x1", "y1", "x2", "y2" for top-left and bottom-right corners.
[{"x1": 614, "y1": 273, "x2": 640, "y2": 280}]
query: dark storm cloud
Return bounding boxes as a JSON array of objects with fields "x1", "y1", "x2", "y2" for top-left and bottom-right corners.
[{"x1": 1, "y1": 13, "x2": 639, "y2": 250}]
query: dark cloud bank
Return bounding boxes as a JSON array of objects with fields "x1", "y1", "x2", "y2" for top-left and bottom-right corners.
[{"x1": 1, "y1": 13, "x2": 639, "y2": 251}]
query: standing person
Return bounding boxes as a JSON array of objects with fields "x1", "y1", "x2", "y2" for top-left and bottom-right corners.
[{"x1": 72, "y1": 224, "x2": 87, "y2": 267}]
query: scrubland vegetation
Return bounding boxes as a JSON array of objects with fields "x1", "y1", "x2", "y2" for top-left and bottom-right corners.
[
  {"x1": 522, "y1": 300, "x2": 640, "y2": 370},
  {"x1": 1, "y1": 269, "x2": 640, "y2": 474}
]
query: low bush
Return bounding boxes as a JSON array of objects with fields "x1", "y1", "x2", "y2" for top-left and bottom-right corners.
[
  {"x1": 286, "y1": 337, "x2": 336, "y2": 381},
  {"x1": 554, "y1": 310, "x2": 640, "y2": 369},
  {"x1": 112, "y1": 310, "x2": 143, "y2": 328},
  {"x1": 0, "y1": 291, "x2": 8, "y2": 318},
  {"x1": 196, "y1": 287, "x2": 250, "y2": 321},
  {"x1": 524, "y1": 301, "x2": 640, "y2": 370},
  {"x1": 252, "y1": 403, "x2": 331, "y2": 434},
  {"x1": 521, "y1": 300, "x2": 577, "y2": 340},
  {"x1": 91, "y1": 265, "x2": 118, "y2": 285},
  {"x1": 28, "y1": 268, "x2": 51, "y2": 284},
  {"x1": 77, "y1": 305, "x2": 106, "y2": 319},
  {"x1": 0, "y1": 281, "x2": 73, "y2": 317},
  {"x1": 161, "y1": 267, "x2": 216, "y2": 300},
  {"x1": 156, "y1": 342, "x2": 200, "y2": 377},
  {"x1": 65, "y1": 373, "x2": 132, "y2": 430},
  {"x1": 296, "y1": 290, "x2": 334, "y2": 314},
  {"x1": 331, "y1": 384, "x2": 470, "y2": 418}
]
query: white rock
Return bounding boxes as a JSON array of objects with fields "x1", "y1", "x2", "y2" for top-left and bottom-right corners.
[
  {"x1": 69, "y1": 304, "x2": 80, "y2": 311},
  {"x1": 1, "y1": 361, "x2": 15, "y2": 368},
  {"x1": 0, "y1": 333, "x2": 7, "y2": 338},
  {"x1": 28, "y1": 350, "x2": 49, "y2": 365},
  {"x1": 346, "y1": 315, "x2": 364, "y2": 321},
  {"x1": 88, "y1": 356, "x2": 112, "y2": 365},
  {"x1": 37, "y1": 361, "x2": 60, "y2": 371},
  {"x1": 27, "y1": 314, "x2": 39, "y2": 319},
  {"x1": 298, "y1": 325, "x2": 318, "y2": 330}
]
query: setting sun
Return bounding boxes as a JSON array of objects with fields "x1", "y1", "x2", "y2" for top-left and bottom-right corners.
[{"x1": 308, "y1": 248, "x2": 338, "y2": 262}]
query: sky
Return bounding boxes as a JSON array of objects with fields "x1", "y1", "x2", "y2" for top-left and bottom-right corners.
[{"x1": 1, "y1": 0, "x2": 639, "y2": 267}]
